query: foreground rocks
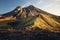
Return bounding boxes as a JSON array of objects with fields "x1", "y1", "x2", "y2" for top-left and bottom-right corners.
[{"x1": 0, "y1": 28, "x2": 60, "y2": 40}]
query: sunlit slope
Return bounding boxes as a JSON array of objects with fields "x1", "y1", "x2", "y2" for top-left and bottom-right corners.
[{"x1": 33, "y1": 13, "x2": 60, "y2": 32}]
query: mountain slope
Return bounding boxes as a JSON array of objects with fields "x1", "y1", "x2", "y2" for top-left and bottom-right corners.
[{"x1": 0, "y1": 5, "x2": 60, "y2": 32}]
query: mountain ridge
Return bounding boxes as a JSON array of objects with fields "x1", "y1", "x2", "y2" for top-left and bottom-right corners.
[
  {"x1": 0, "y1": 5, "x2": 60, "y2": 32},
  {"x1": 1, "y1": 5, "x2": 59, "y2": 17}
]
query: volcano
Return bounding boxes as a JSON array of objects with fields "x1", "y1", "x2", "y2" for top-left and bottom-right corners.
[
  {"x1": 0, "y1": 5, "x2": 60, "y2": 32},
  {"x1": 0, "y1": 5, "x2": 60, "y2": 40}
]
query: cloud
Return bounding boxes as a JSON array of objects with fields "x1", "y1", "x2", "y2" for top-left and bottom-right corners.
[
  {"x1": 34, "y1": 0, "x2": 43, "y2": 8},
  {"x1": 36, "y1": 0, "x2": 60, "y2": 16},
  {"x1": 45, "y1": 3, "x2": 53, "y2": 8},
  {"x1": 50, "y1": 8, "x2": 60, "y2": 16},
  {"x1": 34, "y1": 0, "x2": 60, "y2": 16},
  {"x1": 44, "y1": 2, "x2": 60, "y2": 16},
  {"x1": 54, "y1": 0, "x2": 60, "y2": 2},
  {"x1": 52, "y1": 0, "x2": 60, "y2": 3},
  {"x1": 37, "y1": 0, "x2": 43, "y2": 5},
  {"x1": 23, "y1": 1, "x2": 31, "y2": 7}
]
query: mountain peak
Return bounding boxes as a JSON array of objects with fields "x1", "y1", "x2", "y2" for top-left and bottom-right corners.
[
  {"x1": 28, "y1": 5, "x2": 34, "y2": 7},
  {"x1": 27, "y1": 5, "x2": 35, "y2": 9}
]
